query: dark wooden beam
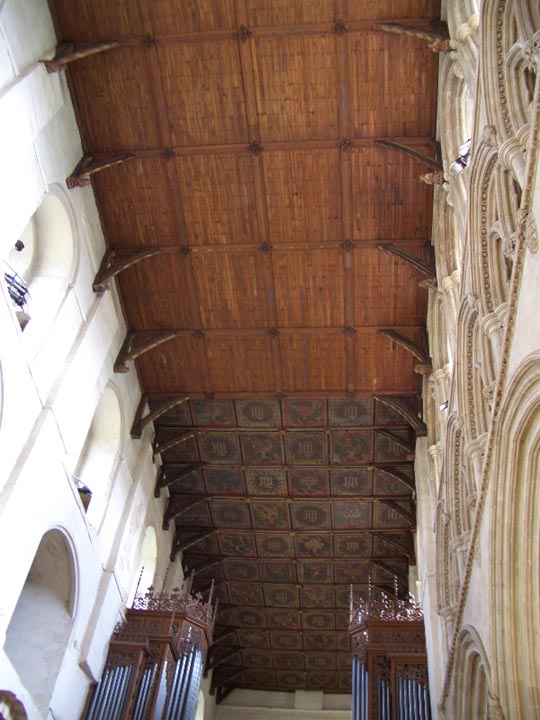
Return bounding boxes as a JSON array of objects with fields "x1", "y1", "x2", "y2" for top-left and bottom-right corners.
[
  {"x1": 183, "y1": 555, "x2": 224, "y2": 577},
  {"x1": 375, "y1": 428, "x2": 415, "y2": 454},
  {"x1": 93, "y1": 249, "x2": 162, "y2": 293},
  {"x1": 131, "y1": 394, "x2": 190, "y2": 439},
  {"x1": 372, "y1": 558, "x2": 408, "y2": 583},
  {"x1": 376, "y1": 243, "x2": 435, "y2": 279},
  {"x1": 372, "y1": 22, "x2": 450, "y2": 52},
  {"x1": 41, "y1": 41, "x2": 120, "y2": 72},
  {"x1": 152, "y1": 430, "x2": 199, "y2": 458},
  {"x1": 170, "y1": 528, "x2": 216, "y2": 561},
  {"x1": 66, "y1": 152, "x2": 135, "y2": 188},
  {"x1": 378, "y1": 330, "x2": 432, "y2": 375},
  {"x1": 372, "y1": 532, "x2": 411, "y2": 557},
  {"x1": 207, "y1": 647, "x2": 241, "y2": 671},
  {"x1": 114, "y1": 331, "x2": 182, "y2": 373},
  {"x1": 375, "y1": 395, "x2": 427, "y2": 436},
  {"x1": 154, "y1": 463, "x2": 206, "y2": 498},
  {"x1": 213, "y1": 627, "x2": 238, "y2": 644},
  {"x1": 163, "y1": 496, "x2": 206, "y2": 530},
  {"x1": 215, "y1": 685, "x2": 235, "y2": 705},
  {"x1": 375, "y1": 139, "x2": 443, "y2": 170},
  {"x1": 381, "y1": 499, "x2": 415, "y2": 525},
  {"x1": 375, "y1": 465, "x2": 415, "y2": 491}
]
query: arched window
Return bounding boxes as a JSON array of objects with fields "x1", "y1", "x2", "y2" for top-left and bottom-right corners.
[
  {"x1": 3, "y1": 193, "x2": 74, "y2": 345},
  {"x1": 128, "y1": 525, "x2": 158, "y2": 604},
  {"x1": 75, "y1": 387, "x2": 122, "y2": 526},
  {"x1": 4, "y1": 530, "x2": 77, "y2": 716}
]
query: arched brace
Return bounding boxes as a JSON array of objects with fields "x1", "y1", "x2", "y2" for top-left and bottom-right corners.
[{"x1": 93, "y1": 248, "x2": 163, "y2": 293}]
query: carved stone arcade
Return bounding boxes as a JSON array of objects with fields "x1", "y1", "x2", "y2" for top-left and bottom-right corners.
[{"x1": 85, "y1": 581, "x2": 216, "y2": 720}]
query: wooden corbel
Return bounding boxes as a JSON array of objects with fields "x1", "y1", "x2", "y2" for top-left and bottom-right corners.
[
  {"x1": 66, "y1": 152, "x2": 135, "y2": 188},
  {"x1": 375, "y1": 429, "x2": 415, "y2": 454},
  {"x1": 93, "y1": 248, "x2": 162, "y2": 293},
  {"x1": 114, "y1": 331, "x2": 182, "y2": 373},
  {"x1": 152, "y1": 429, "x2": 198, "y2": 458},
  {"x1": 215, "y1": 685, "x2": 236, "y2": 704},
  {"x1": 378, "y1": 329, "x2": 432, "y2": 375},
  {"x1": 376, "y1": 243, "x2": 436, "y2": 284},
  {"x1": 163, "y1": 495, "x2": 206, "y2": 530},
  {"x1": 371, "y1": 531, "x2": 411, "y2": 556},
  {"x1": 170, "y1": 528, "x2": 217, "y2": 561},
  {"x1": 375, "y1": 464, "x2": 415, "y2": 491},
  {"x1": 372, "y1": 22, "x2": 450, "y2": 52},
  {"x1": 184, "y1": 555, "x2": 225, "y2": 577},
  {"x1": 131, "y1": 394, "x2": 190, "y2": 439},
  {"x1": 375, "y1": 139, "x2": 442, "y2": 170},
  {"x1": 380, "y1": 499, "x2": 415, "y2": 525},
  {"x1": 155, "y1": 462, "x2": 206, "y2": 498},
  {"x1": 375, "y1": 395, "x2": 427, "y2": 436},
  {"x1": 41, "y1": 41, "x2": 120, "y2": 73}
]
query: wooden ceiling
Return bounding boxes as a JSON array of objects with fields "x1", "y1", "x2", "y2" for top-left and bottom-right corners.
[{"x1": 49, "y1": 0, "x2": 439, "y2": 697}]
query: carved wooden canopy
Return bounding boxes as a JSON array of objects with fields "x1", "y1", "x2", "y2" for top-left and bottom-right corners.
[{"x1": 49, "y1": 0, "x2": 440, "y2": 697}]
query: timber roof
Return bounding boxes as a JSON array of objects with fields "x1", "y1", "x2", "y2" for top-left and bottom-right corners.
[{"x1": 49, "y1": 0, "x2": 440, "y2": 697}]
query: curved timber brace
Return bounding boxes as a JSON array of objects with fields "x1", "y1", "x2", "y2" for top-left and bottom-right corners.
[
  {"x1": 374, "y1": 395, "x2": 427, "y2": 437},
  {"x1": 114, "y1": 331, "x2": 182, "y2": 373},
  {"x1": 131, "y1": 393, "x2": 190, "y2": 439},
  {"x1": 372, "y1": 21, "x2": 450, "y2": 53},
  {"x1": 378, "y1": 329, "x2": 432, "y2": 375},
  {"x1": 155, "y1": 462, "x2": 207, "y2": 498},
  {"x1": 66, "y1": 152, "x2": 135, "y2": 188},
  {"x1": 93, "y1": 248, "x2": 162, "y2": 293},
  {"x1": 152, "y1": 429, "x2": 199, "y2": 458},
  {"x1": 170, "y1": 528, "x2": 217, "y2": 561},
  {"x1": 374, "y1": 139, "x2": 443, "y2": 170},
  {"x1": 41, "y1": 41, "x2": 120, "y2": 72},
  {"x1": 163, "y1": 495, "x2": 206, "y2": 530},
  {"x1": 376, "y1": 244, "x2": 436, "y2": 286}
]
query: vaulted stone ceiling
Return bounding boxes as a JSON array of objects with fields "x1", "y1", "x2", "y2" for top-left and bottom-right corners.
[{"x1": 49, "y1": 0, "x2": 440, "y2": 698}]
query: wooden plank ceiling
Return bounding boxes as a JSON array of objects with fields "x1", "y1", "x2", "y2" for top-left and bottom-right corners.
[{"x1": 49, "y1": 0, "x2": 440, "y2": 697}]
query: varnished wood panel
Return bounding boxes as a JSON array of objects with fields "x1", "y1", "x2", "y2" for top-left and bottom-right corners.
[
  {"x1": 157, "y1": 41, "x2": 248, "y2": 146},
  {"x1": 355, "y1": 331, "x2": 422, "y2": 391},
  {"x1": 263, "y1": 150, "x2": 342, "y2": 243},
  {"x1": 69, "y1": 49, "x2": 159, "y2": 152},
  {"x1": 149, "y1": 0, "x2": 237, "y2": 34},
  {"x1": 273, "y1": 248, "x2": 345, "y2": 327},
  {"x1": 207, "y1": 335, "x2": 277, "y2": 392},
  {"x1": 348, "y1": 32, "x2": 438, "y2": 139},
  {"x1": 251, "y1": 34, "x2": 339, "y2": 141},
  {"x1": 175, "y1": 154, "x2": 261, "y2": 246},
  {"x1": 191, "y1": 250, "x2": 273, "y2": 329},
  {"x1": 50, "y1": 0, "x2": 144, "y2": 42},
  {"x1": 345, "y1": 0, "x2": 440, "y2": 20},
  {"x1": 280, "y1": 333, "x2": 346, "y2": 391},
  {"x1": 118, "y1": 255, "x2": 198, "y2": 330},
  {"x1": 350, "y1": 146, "x2": 434, "y2": 240},
  {"x1": 353, "y1": 246, "x2": 429, "y2": 326},
  {"x1": 246, "y1": 0, "x2": 336, "y2": 26},
  {"x1": 136, "y1": 336, "x2": 208, "y2": 392},
  {"x1": 93, "y1": 159, "x2": 178, "y2": 247}
]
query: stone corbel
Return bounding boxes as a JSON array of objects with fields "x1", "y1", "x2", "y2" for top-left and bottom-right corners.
[{"x1": 499, "y1": 136, "x2": 527, "y2": 187}]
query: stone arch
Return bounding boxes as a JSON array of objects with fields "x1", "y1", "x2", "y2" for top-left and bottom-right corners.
[
  {"x1": 4, "y1": 529, "x2": 77, "y2": 715},
  {"x1": 468, "y1": 146, "x2": 508, "y2": 317},
  {"x1": 481, "y1": 0, "x2": 537, "y2": 144},
  {"x1": 455, "y1": 297, "x2": 488, "y2": 443},
  {"x1": 128, "y1": 525, "x2": 158, "y2": 604},
  {"x1": 75, "y1": 385, "x2": 123, "y2": 526},
  {"x1": 450, "y1": 626, "x2": 490, "y2": 719},
  {"x1": 0, "y1": 691, "x2": 27, "y2": 720},
  {"x1": 4, "y1": 188, "x2": 76, "y2": 341},
  {"x1": 490, "y1": 352, "x2": 540, "y2": 716}
]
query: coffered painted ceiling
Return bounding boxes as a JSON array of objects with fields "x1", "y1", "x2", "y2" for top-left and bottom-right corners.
[{"x1": 49, "y1": 0, "x2": 439, "y2": 697}]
